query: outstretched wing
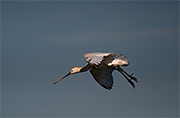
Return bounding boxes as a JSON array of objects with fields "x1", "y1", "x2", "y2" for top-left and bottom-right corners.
[
  {"x1": 83, "y1": 52, "x2": 116, "y2": 65},
  {"x1": 90, "y1": 67, "x2": 114, "y2": 90}
]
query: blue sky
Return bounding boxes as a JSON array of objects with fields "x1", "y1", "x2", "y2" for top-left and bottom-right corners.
[{"x1": 1, "y1": 1, "x2": 179, "y2": 117}]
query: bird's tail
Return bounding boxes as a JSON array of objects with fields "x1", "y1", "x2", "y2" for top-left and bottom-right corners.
[
  {"x1": 108, "y1": 54, "x2": 129, "y2": 66},
  {"x1": 116, "y1": 54, "x2": 129, "y2": 66}
]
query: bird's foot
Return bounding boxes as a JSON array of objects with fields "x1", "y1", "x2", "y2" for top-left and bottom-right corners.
[
  {"x1": 127, "y1": 79, "x2": 135, "y2": 89},
  {"x1": 117, "y1": 66, "x2": 138, "y2": 89},
  {"x1": 129, "y1": 73, "x2": 138, "y2": 83}
]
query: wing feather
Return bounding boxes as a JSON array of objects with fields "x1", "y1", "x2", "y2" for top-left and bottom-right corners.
[
  {"x1": 90, "y1": 67, "x2": 114, "y2": 90},
  {"x1": 83, "y1": 52, "x2": 116, "y2": 66}
]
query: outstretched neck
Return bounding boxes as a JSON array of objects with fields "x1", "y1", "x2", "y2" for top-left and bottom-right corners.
[{"x1": 80, "y1": 64, "x2": 91, "y2": 72}]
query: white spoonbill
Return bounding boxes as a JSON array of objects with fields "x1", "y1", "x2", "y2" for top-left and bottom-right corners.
[{"x1": 54, "y1": 52, "x2": 138, "y2": 90}]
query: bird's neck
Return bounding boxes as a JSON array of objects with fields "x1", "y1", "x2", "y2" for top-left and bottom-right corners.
[{"x1": 80, "y1": 64, "x2": 91, "y2": 72}]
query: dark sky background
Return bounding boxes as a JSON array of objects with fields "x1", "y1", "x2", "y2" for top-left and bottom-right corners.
[{"x1": 1, "y1": 1, "x2": 179, "y2": 117}]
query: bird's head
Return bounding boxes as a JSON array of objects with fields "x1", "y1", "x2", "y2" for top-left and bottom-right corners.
[
  {"x1": 70, "y1": 67, "x2": 82, "y2": 74},
  {"x1": 54, "y1": 67, "x2": 82, "y2": 85}
]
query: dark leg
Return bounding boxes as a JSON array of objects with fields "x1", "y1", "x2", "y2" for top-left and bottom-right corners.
[
  {"x1": 118, "y1": 66, "x2": 138, "y2": 83},
  {"x1": 117, "y1": 67, "x2": 136, "y2": 89}
]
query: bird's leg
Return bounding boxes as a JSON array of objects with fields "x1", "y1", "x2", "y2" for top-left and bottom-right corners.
[
  {"x1": 118, "y1": 66, "x2": 138, "y2": 83},
  {"x1": 117, "y1": 67, "x2": 135, "y2": 89}
]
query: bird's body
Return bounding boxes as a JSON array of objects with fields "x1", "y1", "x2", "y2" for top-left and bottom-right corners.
[{"x1": 54, "y1": 52, "x2": 138, "y2": 90}]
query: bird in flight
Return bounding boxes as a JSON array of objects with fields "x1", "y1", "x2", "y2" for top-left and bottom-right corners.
[{"x1": 54, "y1": 52, "x2": 138, "y2": 90}]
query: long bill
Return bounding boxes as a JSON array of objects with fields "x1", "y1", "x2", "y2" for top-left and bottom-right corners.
[{"x1": 54, "y1": 72, "x2": 71, "y2": 85}]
